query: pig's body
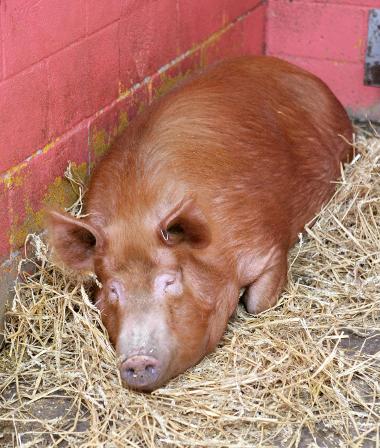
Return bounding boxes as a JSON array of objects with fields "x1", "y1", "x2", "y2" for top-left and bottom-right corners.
[{"x1": 49, "y1": 56, "x2": 353, "y2": 391}]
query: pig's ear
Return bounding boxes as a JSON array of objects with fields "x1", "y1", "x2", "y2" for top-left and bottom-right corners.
[
  {"x1": 47, "y1": 210, "x2": 104, "y2": 272},
  {"x1": 160, "y1": 199, "x2": 211, "y2": 248}
]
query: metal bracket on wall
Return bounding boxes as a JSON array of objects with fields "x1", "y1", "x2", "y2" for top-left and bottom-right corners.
[{"x1": 365, "y1": 9, "x2": 380, "y2": 86}]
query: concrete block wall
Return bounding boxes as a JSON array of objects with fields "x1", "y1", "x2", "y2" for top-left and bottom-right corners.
[
  {"x1": 266, "y1": 0, "x2": 380, "y2": 120},
  {"x1": 0, "y1": 0, "x2": 266, "y2": 265},
  {"x1": 1, "y1": 0, "x2": 379, "y2": 268}
]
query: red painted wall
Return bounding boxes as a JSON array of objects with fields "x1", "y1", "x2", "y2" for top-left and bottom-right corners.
[
  {"x1": 266, "y1": 0, "x2": 380, "y2": 120},
  {"x1": 0, "y1": 0, "x2": 266, "y2": 262},
  {"x1": 0, "y1": 0, "x2": 379, "y2": 264}
]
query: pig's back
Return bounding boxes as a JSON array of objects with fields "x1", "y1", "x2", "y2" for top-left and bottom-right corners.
[
  {"x1": 89, "y1": 56, "x2": 353, "y2": 248},
  {"x1": 143, "y1": 57, "x2": 351, "y2": 239}
]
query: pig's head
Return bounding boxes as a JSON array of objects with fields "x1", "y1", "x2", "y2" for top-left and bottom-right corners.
[{"x1": 48, "y1": 198, "x2": 237, "y2": 391}]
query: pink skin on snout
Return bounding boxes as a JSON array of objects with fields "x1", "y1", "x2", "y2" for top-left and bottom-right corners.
[{"x1": 99, "y1": 271, "x2": 184, "y2": 391}]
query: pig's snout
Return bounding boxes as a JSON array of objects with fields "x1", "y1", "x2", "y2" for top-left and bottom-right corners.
[{"x1": 120, "y1": 355, "x2": 161, "y2": 390}]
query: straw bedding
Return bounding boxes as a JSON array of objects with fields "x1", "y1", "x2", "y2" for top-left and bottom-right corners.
[{"x1": 0, "y1": 128, "x2": 379, "y2": 447}]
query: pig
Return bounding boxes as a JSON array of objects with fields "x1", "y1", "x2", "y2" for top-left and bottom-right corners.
[{"x1": 48, "y1": 56, "x2": 353, "y2": 391}]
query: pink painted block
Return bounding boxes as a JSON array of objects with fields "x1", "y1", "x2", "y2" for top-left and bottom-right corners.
[
  {"x1": 223, "y1": 0, "x2": 264, "y2": 23},
  {"x1": 267, "y1": 1, "x2": 367, "y2": 63},
  {"x1": 89, "y1": 84, "x2": 150, "y2": 162},
  {"x1": 121, "y1": 0, "x2": 141, "y2": 15},
  {"x1": 48, "y1": 23, "x2": 119, "y2": 138},
  {"x1": 3, "y1": 0, "x2": 86, "y2": 78},
  {"x1": 276, "y1": 55, "x2": 380, "y2": 119},
  {"x1": 119, "y1": 0, "x2": 178, "y2": 89},
  {"x1": 0, "y1": 6, "x2": 3, "y2": 80},
  {"x1": 0, "y1": 185, "x2": 10, "y2": 259},
  {"x1": 177, "y1": 49, "x2": 202, "y2": 74},
  {"x1": 8, "y1": 125, "x2": 89, "y2": 236},
  {"x1": 87, "y1": 24, "x2": 120, "y2": 115},
  {"x1": 86, "y1": 0, "x2": 121, "y2": 34},
  {"x1": 48, "y1": 43, "x2": 90, "y2": 138},
  {"x1": 202, "y1": 22, "x2": 246, "y2": 66},
  {"x1": 149, "y1": 50, "x2": 201, "y2": 101},
  {"x1": 88, "y1": 101, "x2": 121, "y2": 163},
  {"x1": 122, "y1": 84, "x2": 150, "y2": 123},
  {"x1": 178, "y1": 0, "x2": 224, "y2": 52},
  {"x1": 292, "y1": 1, "x2": 380, "y2": 6},
  {"x1": 240, "y1": 3, "x2": 266, "y2": 55},
  {"x1": 0, "y1": 63, "x2": 49, "y2": 174},
  {"x1": 202, "y1": 4, "x2": 265, "y2": 66}
]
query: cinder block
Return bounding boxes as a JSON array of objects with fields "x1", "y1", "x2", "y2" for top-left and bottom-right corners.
[
  {"x1": 87, "y1": 24, "x2": 120, "y2": 116},
  {"x1": 8, "y1": 125, "x2": 89, "y2": 251},
  {"x1": 223, "y1": 0, "x2": 264, "y2": 23},
  {"x1": 89, "y1": 102, "x2": 121, "y2": 162},
  {"x1": 292, "y1": 0, "x2": 379, "y2": 6},
  {"x1": 86, "y1": 0, "x2": 121, "y2": 34},
  {"x1": 48, "y1": 23, "x2": 119, "y2": 138},
  {"x1": 122, "y1": 83, "x2": 150, "y2": 123},
  {"x1": 0, "y1": 6, "x2": 3, "y2": 80},
  {"x1": 267, "y1": 1, "x2": 367, "y2": 63},
  {"x1": 279, "y1": 55, "x2": 380, "y2": 115},
  {"x1": 89, "y1": 84, "x2": 150, "y2": 163},
  {"x1": 149, "y1": 50, "x2": 201, "y2": 101},
  {"x1": 178, "y1": 0, "x2": 224, "y2": 52},
  {"x1": 239, "y1": 3, "x2": 266, "y2": 55},
  {"x1": 3, "y1": 0, "x2": 86, "y2": 78},
  {"x1": 119, "y1": 0, "x2": 178, "y2": 89},
  {"x1": 121, "y1": 0, "x2": 140, "y2": 15},
  {"x1": 0, "y1": 63, "x2": 49, "y2": 174},
  {"x1": 48, "y1": 42, "x2": 90, "y2": 138},
  {"x1": 0, "y1": 185, "x2": 10, "y2": 259},
  {"x1": 202, "y1": 4, "x2": 265, "y2": 66},
  {"x1": 176, "y1": 50, "x2": 202, "y2": 76},
  {"x1": 202, "y1": 21, "x2": 247, "y2": 66}
]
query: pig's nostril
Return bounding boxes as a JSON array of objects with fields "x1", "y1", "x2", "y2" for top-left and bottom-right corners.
[
  {"x1": 145, "y1": 365, "x2": 155, "y2": 375},
  {"x1": 120, "y1": 355, "x2": 161, "y2": 390}
]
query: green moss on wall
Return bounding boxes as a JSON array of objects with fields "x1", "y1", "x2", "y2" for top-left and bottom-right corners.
[
  {"x1": 117, "y1": 111, "x2": 129, "y2": 136},
  {"x1": 154, "y1": 72, "x2": 188, "y2": 98},
  {"x1": 91, "y1": 128, "x2": 109, "y2": 159},
  {"x1": 9, "y1": 162, "x2": 87, "y2": 249},
  {"x1": 90, "y1": 109, "x2": 131, "y2": 162}
]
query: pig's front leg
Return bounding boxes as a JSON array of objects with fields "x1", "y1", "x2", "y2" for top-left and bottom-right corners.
[{"x1": 242, "y1": 257, "x2": 287, "y2": 315}]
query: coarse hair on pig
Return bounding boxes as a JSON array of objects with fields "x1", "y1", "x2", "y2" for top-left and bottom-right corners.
[{"x1": 48, "y1": 56, "x2": 353, "y2": 391}]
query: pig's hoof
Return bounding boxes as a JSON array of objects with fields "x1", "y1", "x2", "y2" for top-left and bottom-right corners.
[{"x1": 120, "y1": 355, "x2": 161, "y2": 390}]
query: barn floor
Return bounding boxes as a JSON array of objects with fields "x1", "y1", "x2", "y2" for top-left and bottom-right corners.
[
  {"x1": 1, "y1": 332, "x2": 380, "y2": 447},
  {"x1": 0, "y1": 127, "x2": 379, "y2": 447},
  {"x1": 0, "y1": 332, "x2": 379, "y2": 447}
]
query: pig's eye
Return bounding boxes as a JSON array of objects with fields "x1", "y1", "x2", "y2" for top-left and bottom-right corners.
[
  {"x1": 108, "y1": 282, "x2": 121, "y2": 303},
  {"x1": 168, "y1": 223, "x2": 184, "y2": 236}
]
